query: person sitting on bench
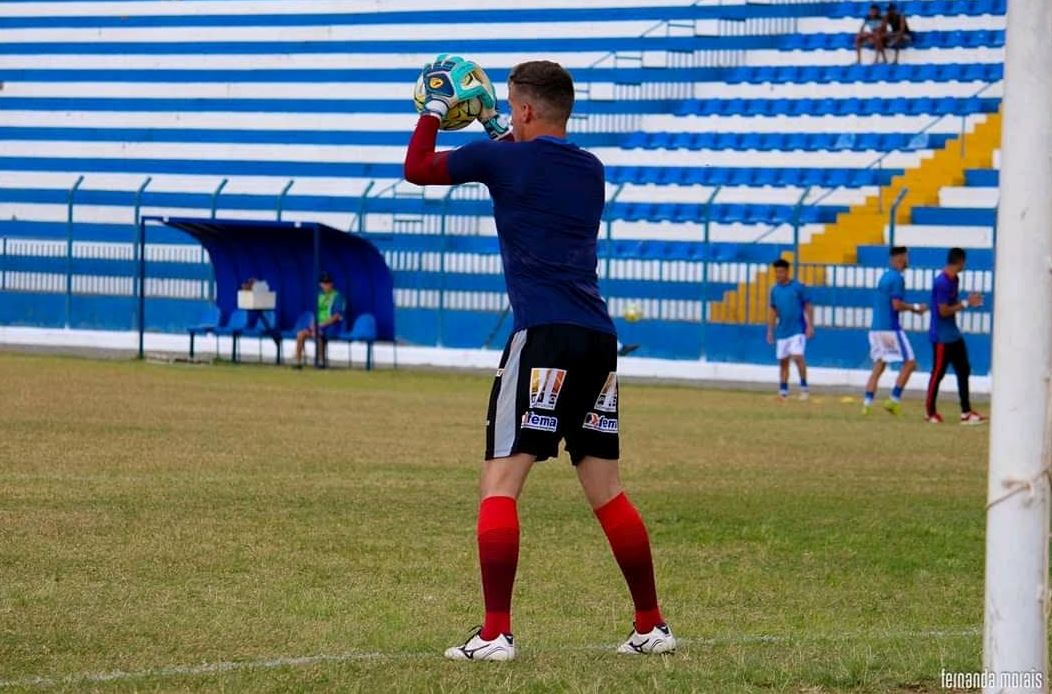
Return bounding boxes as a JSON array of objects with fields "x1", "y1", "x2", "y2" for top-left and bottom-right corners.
[{"x1": 293, "y1": 271, "x2": 346, "y2": 368}]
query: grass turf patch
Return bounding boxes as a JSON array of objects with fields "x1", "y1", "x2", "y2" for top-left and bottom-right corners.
[{"x1": 0, "y1": 353, "x2": 992, "y2": 692}]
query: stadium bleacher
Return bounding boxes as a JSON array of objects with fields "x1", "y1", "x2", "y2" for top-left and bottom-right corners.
[{"x1": 0, "y1": 0, "x2": 1004, "y2": 369}]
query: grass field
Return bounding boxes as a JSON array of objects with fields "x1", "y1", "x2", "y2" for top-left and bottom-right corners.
[{"x1": 0, "y1": 352, "x2": 995, "y2": 692}]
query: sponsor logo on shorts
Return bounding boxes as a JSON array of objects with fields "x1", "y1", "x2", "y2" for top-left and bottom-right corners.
[
  {"x1": 594, "y1": 372, "x2": 618, "y2": 413},
  {"x1": 529, "y1": 368, "x2": 566, "y2": 411},
  {"x1": 495, "y1": 368, "x2": 504, "y2": 377},
  {"x1": 521, "y1": 411, "x2": 558, "y2": 433},
  {"x1": 582, "y1": 412, "x2": 619, "y2": 434}
]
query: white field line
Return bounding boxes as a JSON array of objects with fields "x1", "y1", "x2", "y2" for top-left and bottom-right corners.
[{"x1": 0, "y1": 628, "x2": 980, "y2": 689}]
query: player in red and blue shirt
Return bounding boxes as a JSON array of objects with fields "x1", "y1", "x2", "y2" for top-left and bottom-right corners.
[
  {"x1": 924, "y1": 247, "x2": 985, "y2": 424},
  {"x1": 404, "y1": 57, "x2": 673, "y2": 661}
]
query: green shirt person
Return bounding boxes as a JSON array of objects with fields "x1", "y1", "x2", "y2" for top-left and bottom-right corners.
[{"x1": 294, "y1": 271, "x2": 346, "y2": 368}]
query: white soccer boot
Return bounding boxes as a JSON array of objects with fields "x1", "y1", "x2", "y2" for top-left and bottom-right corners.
[
  {"x1": 617, "y1": 623, "x2": 677, "y2": 655},
  {"x1": 444, "y1": 627, "x2": 516, "y2": 661}
]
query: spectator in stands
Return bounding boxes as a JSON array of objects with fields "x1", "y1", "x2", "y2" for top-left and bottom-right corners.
[
  {"x1": 293, "y1": 271, "x2": 346, "y2": 369},
  {"x1": 881, "y1": 3, "x2": 913, "y2": 64},
  {"x1": 855, "y1": 4, "x2": 887, "y2": 64},
  {"x1": 767, "y1": 258, "x2": 814, "y2": 401}
]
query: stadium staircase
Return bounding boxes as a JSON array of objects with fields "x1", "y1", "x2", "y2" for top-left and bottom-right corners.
[
  {"x1": 0, "y1": 0, "x2": 1006, "y2": 367},
  {"x1": 709, "y1": 109, "x2": 1002, "y2": 323}
]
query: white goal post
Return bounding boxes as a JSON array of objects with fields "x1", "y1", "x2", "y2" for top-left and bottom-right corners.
[{"x1": 983, "y1": 0, "x2": 1052, "y2": 691}]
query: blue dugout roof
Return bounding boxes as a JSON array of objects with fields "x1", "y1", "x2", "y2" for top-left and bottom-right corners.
[{"x1": 145, "y1": 217, "x2": 395, "y2": 341}]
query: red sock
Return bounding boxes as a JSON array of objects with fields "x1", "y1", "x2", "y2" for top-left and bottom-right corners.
[
  {"x1": 477, "y1": 495, "x2": 519, "y2": 640},
  {"x1": 595, "y1": 492, "x2": 664, "y2": 633}
]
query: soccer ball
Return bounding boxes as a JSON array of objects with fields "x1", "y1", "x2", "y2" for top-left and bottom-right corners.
[
  {"x1": 623, "y1": 303, "x2": 644, "y2": 323},
  {"x1": 413, "y1": 63, "x2": 495, "y2": 131}
]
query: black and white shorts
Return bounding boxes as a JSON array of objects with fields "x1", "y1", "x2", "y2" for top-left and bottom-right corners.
[{"x1": 485, "y1": 324, "x2": 620, "y2": 464}]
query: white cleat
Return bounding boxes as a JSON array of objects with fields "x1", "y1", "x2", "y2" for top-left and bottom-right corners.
[
  {"x1": 617, "y1": 623, "x2": 677, "y2": 655},
  {"x1": 444, "y1": 628, "x2": 516, "y2": 662}
]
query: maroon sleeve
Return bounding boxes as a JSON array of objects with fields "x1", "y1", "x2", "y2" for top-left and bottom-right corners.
[{"x1": 403, "y1": 115, "x2": 453, "y2": 185}]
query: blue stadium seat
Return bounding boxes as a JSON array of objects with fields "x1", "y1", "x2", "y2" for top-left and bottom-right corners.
[
  {"x1": 855, "y1": 133, "x2": 881, "y2": 151},
  {"x1": 829, "y1": 1, "x2": 856, "y2": 18},
  {"x1": 666, "y1": 132, "x2": 690, "y2": 150},
  {"x1": 858, "y1": 99, "x2": 883, "y2": 116},
  {"x1": 672, "y1": 101, "x2": 695, "y2": 117},
  {"x1": 796, "y1": 169, "x2": 823, "y2": 187},
  {"x1": 187, "y1": 305, "x2": 222, "y2": 359},
  {"x1": 674, "y1": 205, "x2": 699, "y2": 224},
  {"x1": 842, "y1": 64, "x2": 866, "y2": 83},
  {"x1": 814, "y1": 66, "x2": 837, "y2": 84},
  {"x1": 773, "y1": 66, "x2": 797, "y2": 83},
  {"x1": 725, "y1": 66, "x2": 750, "y2": 84},
  {"x1": 684, "y1": 168, "x2": 712, "y2": 185},
  {"x1": 965, "y1": 63, "x2": 988, "y2": 81},
  {"x1": 758, "y1": 133, "x2": 783, "y2": 151},
  {"x1": 828, "y1": 33, "x2": 853, "y2": 49},
  {"x1": 933, "y1": 96, "x2": 958, "y2": 115},
  {"x1": 825, "y1": 170, "x2": 850, "y2": 188},
  {"x1": 340, "y1": 313, "x2": 379, "y2": 370},
  {"x1": 803, "y1": 34, "x2": 828, "y2": 50},
  {"x1": 692, "y1": 132, "x2": 716, "y2": 150},
  {"x1": 965, "y1": 168, "x2": 999, "y2": 186},
  {"x1": 813, "y1": 98, "x2": 838, "y2": 116},
  {"x1": 773, "y1": 169, "x2": 799, "y2": 187},
  {"x1": 715, "y1": 133, "x2": 740, "y2": 150},
  {"x1": 914, "y1": 64, "x2": 939, "y2": 81},
  {"x1": 745, "y1": 205, "x2": 775, "y2": 225},
  {"x1": 645, "y1": 132, "x2": 672, "y2": 150},
  {"x1": 697, "y1": 100, "x2": 720, "y2": 116},
  {"x1": 771, "y1": 205, "x2": 794, "y2": 225},
  {"x1": 752, "y1": 66, "x2": 776, "y2": 84},
  {"x1": 797, "y1": 134, "x2": 820, "y2": 151},
  {"x1": 719, "y1": 99, "x2": 745, "y2": 116},
  {"x1": 904, "y1": 132, "x2": 930, "y2": 151},
  {"x1": 214, "y1": 309, "x2": 251, "y2": 363},
  {"x1": 883, "y1": 97, "x2": 906, "y2": 115},
  {"x1": 722, "y1": 204, "x2": 747, "y2": 223},
  {"x1": 636, "y1": 168, "x2": 660, "y2": 185},
  {"x1": 907, "y1": 98, "x2": 935, "y2": 115},
  {"x1": 846, "y1": 169, "x2": 875, "y2": 188},
  {"x1": 281, "y1": 311, "x2": 313, "y2": 340},
  {"x1": 752, "y1": 168, "x2": 777, "y2": 187},
  {"x1": 654, "y1": 203, "x2": 676, "y2": 222},
  {"x1": 798, "y1": 66, "x2": 822, "y2": 84},
  {"x1": 622, "y1": 132, "x2": 647, "y2": 149},
  {"x1": 730, "y1": 169, "x2": 756, "y2": 186},
  {"x1": 739, "y1": 133, "x2": 762, "y2": 151}
]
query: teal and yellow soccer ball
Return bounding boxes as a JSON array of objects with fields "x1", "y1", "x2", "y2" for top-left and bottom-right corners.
[{"x1": 413, "y1": 63, "x2": 495, "y2": 131}]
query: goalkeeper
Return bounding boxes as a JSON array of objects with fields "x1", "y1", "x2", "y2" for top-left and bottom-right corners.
[{"x1": 404, "y1": 57, "x2": 675, "y2": 662}]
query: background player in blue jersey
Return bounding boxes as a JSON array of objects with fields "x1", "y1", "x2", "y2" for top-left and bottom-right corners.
[
  {"x1": 766, "y1": 258, "x2": 814, "y2": 400},
  {"x1": 925, "y1": 247, "x2": 985, "y2": 424},
  {"x1": 862, "y1": 246, "x2": 927, "y2": 415},
  {"x1": 404, "y1": 57, "x2": 674, "y2": 661}
]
